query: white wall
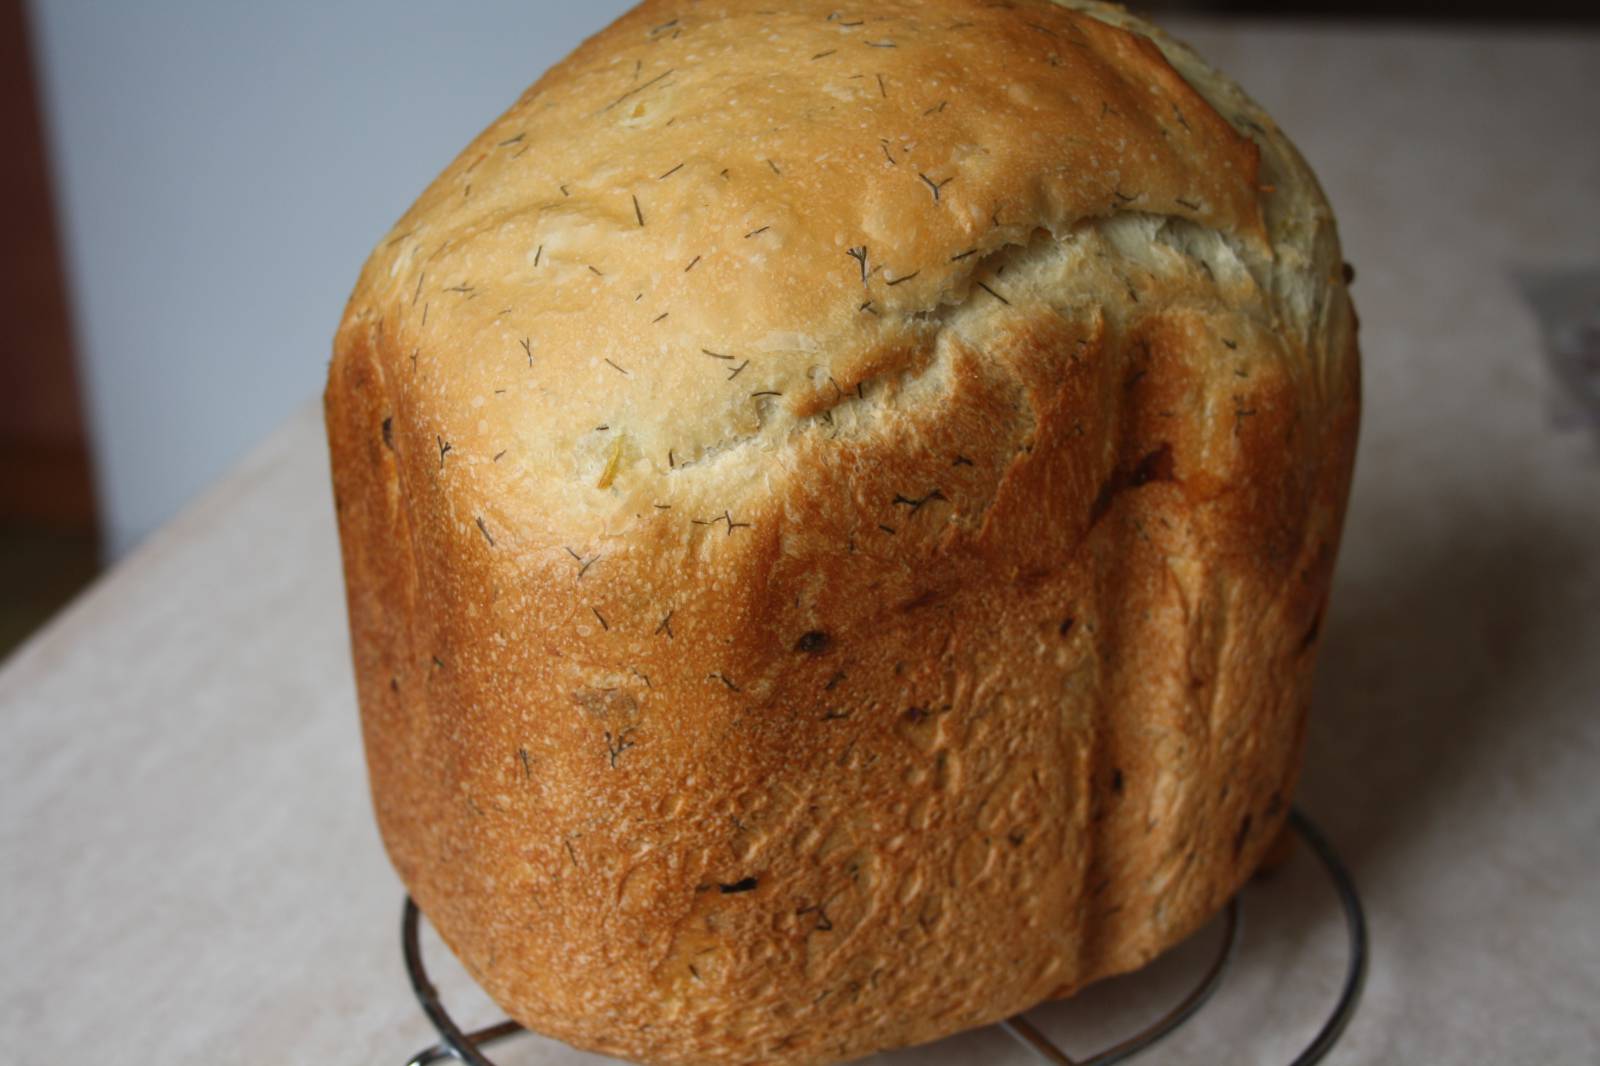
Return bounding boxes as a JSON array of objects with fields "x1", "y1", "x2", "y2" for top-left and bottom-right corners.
[{"x1": 28, "y1": 1, "x2": 632, "y2": 558}]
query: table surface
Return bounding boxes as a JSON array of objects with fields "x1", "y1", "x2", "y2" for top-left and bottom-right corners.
[{"x1": 4, "y1": 19, "x2": 1598, "y2": 1066}]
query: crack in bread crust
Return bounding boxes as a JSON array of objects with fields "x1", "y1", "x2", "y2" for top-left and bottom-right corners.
[{"x1": 335, "y1": 0, "x2": 1325, "y2": 540}]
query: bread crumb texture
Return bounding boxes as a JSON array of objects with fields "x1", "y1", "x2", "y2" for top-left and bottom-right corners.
[{"x1": 325, "y1": 2, "x2": 1358, "y2": 1063}]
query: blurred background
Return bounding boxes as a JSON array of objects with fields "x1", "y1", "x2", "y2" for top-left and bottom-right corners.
[{"x1": 2, "y1": 0, "x2": 1596, "y2": 660}]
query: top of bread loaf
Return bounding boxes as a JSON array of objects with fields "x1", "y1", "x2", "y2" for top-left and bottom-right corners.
[{"x1": 338, "y1": 0, "x2": 1346, "y2": 549}]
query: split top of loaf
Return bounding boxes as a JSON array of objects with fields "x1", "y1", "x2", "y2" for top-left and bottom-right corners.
[{"x1": 338, "y1": 0, "x2": 1345, "y2": 551}]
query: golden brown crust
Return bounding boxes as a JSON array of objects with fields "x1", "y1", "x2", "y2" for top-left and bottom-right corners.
[{"x1": 326, "y1": 2, "x2": 1359, "y2": 1063}]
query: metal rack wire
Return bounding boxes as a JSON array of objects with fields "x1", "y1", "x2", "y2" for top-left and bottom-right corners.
[{"x1": 401, "y1": 807, "x2": 1365, "y2": 1066}]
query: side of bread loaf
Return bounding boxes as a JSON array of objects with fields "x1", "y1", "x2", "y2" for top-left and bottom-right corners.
[{"x1": 326, "y1": 2, "x2": 1358, "y2": 1063}]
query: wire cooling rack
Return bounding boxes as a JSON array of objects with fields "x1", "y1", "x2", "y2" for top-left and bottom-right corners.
[{"x1": 400, "y1": 808, "x2": 1365, "y2": 1066}]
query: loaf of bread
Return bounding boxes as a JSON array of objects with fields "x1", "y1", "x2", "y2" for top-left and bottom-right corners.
[{"x1": 325, "y1": 2, "x2": 1359, "y2": 1062}]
